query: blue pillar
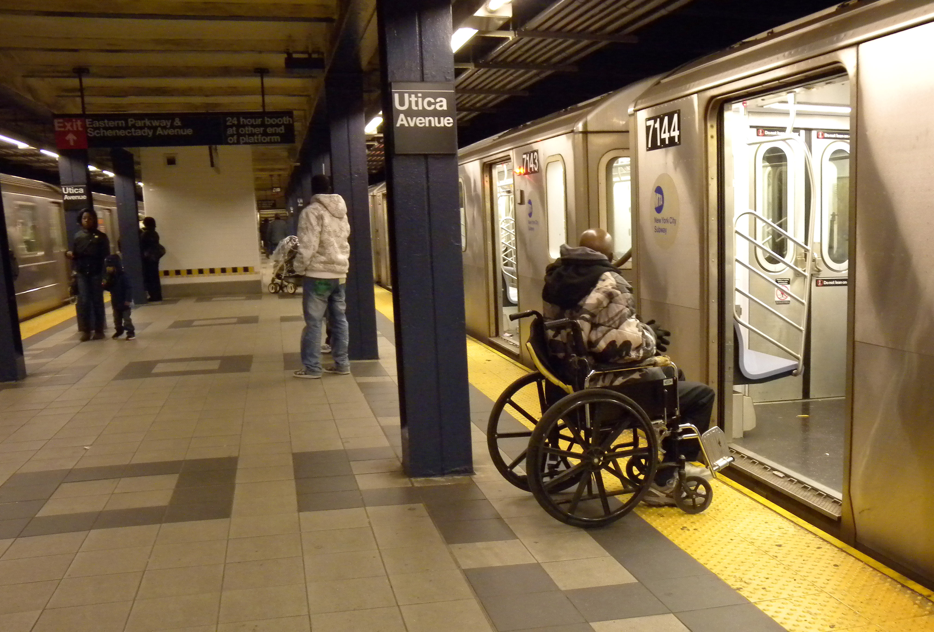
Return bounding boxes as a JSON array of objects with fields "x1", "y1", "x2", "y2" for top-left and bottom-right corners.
[
  {"x1": 377, "y1": 0, "x2": 472, "y2": 476},
  {"x1": 0, "y1": 191, "x2": 26, "y2": 382},
  {"x1": 111, "y1": 148, "x2": 147, "y2": 305}
]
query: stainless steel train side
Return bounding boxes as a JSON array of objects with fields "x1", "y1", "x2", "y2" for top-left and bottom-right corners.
[
  {"x1": 632, "y1": 0, "x2": 934, "y2": 584},
  {"x1": 2, "y1": 174, "x2": 122, "y2": 320}
]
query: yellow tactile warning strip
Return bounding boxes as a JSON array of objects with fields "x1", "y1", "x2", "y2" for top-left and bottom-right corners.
[
  {"x1": 161, "y1": 266, "x2": 255, "y2": 277},
  {"x1": 19, "y1": 302, "x2": 77, "y2": 339},
  {"x1": 372, "y1": 285, "x2": 934, "y2": 632}
]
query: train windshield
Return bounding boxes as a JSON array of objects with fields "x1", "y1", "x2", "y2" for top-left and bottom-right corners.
[{"x1": 722, "y1": 75, "x2": 851, "y2": 501}]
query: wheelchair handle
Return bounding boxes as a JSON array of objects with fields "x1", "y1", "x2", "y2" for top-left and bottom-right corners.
[{"x1": 509, "y1": 310, "x2": 542, "y2": 322}]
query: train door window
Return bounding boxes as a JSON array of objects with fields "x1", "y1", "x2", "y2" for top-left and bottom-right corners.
[
  {"x1": 606, "y1": 157, "x2": 632, "y2": 259},
  {"x1": 459, "y1": 179, "x2": 467, "y2": 252},
  {"x1": 544, "y1": 156, "x2": 567, "y2": 260},
  {"x1": 15, "y1": 202, "x2": 42, "y2": 255},
  {"x1": 491, "y1": 160, "x2": 519, "y2": 347},
  {"x1": 821, "y1": 146, "x2": 850, "y2": 269},
  {"x1": 49, "y1": 202, "x2": 66, "y2": 252},
  {"x1": 755, "y1": 145, "x2": 792, "y2": 270}
]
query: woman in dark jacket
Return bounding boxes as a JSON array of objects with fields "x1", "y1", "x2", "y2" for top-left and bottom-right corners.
[
  {"x1": 139, "y1": 216, "x2": 163, "y2": 302},
  {"x1": 68, "y1": 208, "x2": 110, "y2": 341}
]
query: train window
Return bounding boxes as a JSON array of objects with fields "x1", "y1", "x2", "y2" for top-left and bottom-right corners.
[
  {"x1": 49, "y1": 202, "x2": 66, "y2": 252},
  {"x1": 459, "y1": 179, "x2": 467, "y2": 252},
  {"x1": 606, "y1": 157, "x2": 632, "y2": 258},
  {"x1": 545, "y1": 157, "x2": 567, "y2": 260},
  {"x1": 822, "y1": 147, "x2": 850, "y2": 269},
  {"x1": 756, "y1": 146, "x2": 791, "y2": 268},
  {"x1": 15, "y1": 203, "x2": 42, "y2": 255}
]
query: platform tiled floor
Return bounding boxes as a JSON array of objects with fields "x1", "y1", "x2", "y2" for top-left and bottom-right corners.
[{"x1": 0, "y1": 290, "x2": 817, "y2": 631}]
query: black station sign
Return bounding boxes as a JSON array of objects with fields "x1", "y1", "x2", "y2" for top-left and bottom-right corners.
[
  {"x1": 518, "y1": 150, "x2": 540, "y2": 175},
  {"x1": 645, "y1": 110, "x2": 681, "y2": 151},
  {"x1": 61, "y1": 183, "x2": 91, "y2": 213},
  {"x1": 53, "y1": 111, "x2": 295, "y2": 150},
  {"x1": 816, "y1": 278, "x2": 848, "y2": 287},
  {"x1": 389, "y1": 82, "x2": 457, "y2": 155}
]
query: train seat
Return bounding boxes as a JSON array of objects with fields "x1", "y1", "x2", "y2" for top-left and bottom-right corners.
[{"x1": 733, "y1": 321, "x2": 798, "y2": 384}]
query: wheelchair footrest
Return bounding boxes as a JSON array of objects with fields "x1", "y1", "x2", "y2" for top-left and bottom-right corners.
[{"x1": 700, "y1": 427, "x2": 734, "y2": 473}]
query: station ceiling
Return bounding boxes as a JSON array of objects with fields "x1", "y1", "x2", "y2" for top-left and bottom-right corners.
[{"x1": 0, "y1": 0, "x2": 848, "y2": 199}]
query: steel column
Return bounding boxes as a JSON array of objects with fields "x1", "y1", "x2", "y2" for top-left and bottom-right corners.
[
  {"x1": 0, "y1": 190, "x2": 26, "y2": 382},
  {"x1": 377, "y1": 0, "x2": 472, "y2": 476},
  {"x1": 111, "y1": 148, "x2": 147, "y2": 305}
]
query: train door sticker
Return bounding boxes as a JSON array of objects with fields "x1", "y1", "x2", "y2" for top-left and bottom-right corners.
[
  {"x1": 775, "y1": 278, "x2": 791, "y2": 305},
  {"x1": 649, "y1": 173, "x2": 680, "y2": 249}
]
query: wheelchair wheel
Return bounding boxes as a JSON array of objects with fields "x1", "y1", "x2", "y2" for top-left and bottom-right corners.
[
  {"x1": 527, "y1": 389, "x2": 658, "y2": 528},
  {"x1": 487, "y1": 372, "x2": 546, "y2": 491},
  {"x1": 673, "y1": 476, "x2": 712, "y2": 514}
]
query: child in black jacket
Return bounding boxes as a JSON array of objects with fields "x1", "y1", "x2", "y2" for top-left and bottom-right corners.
[{"x1": 102, "y1": 254, "x2": 136, "y2": 340}]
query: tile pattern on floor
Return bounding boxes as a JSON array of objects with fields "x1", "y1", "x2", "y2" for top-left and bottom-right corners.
[{"x1": 0, "y1": 289, "x2": 785, "y2": 632}]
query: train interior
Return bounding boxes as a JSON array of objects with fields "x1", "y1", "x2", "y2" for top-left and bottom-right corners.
[
  {"x1": 606, "y1": 155, "x2": 634, "y2": 261},
  {"x1": 722, "y1": 75, "x2": 851, "y2": 501},
  {"x1": 491, "y1": 160, "x2": 519, "y2": 348}
]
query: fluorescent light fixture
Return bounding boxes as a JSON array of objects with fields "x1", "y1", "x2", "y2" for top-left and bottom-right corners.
[
  {"x1": 765, "y1": 103, "x2": 851, "y2": 114},
  {"x1": 88, "y1": 165, "x2": 99, "y2": 171},
  {"x1": 364, "y1": 113, "x2": 383, "y2": 135},
  {"x1": 0, "y1": 134, "x2": 30, "y2": 149},
  {"x1": 40, "y1": 149, "x2": 59, "y2": 159},
  {"x1": 452, "y1": 27, "x2": 478, "y2": 52},
  {"x1": 487, "y1": 0, "x2": 510, "y2": 11},
  {"x1": 137, "y1": 181, "x2": 143, "y2": 186},
  {"x1": 102, "y1": 170, "x2": 115, "y2": 177}
]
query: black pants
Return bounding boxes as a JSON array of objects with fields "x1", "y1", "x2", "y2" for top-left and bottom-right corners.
[
  {"x1": 142, "y1": 259, "x2": 162, "y2": 301},
  {"x1": 76, "y1": 272, "x2": 105, "y2": 334},
  {"x1": 654, "y1": 380, "x2": 715, "y2": 484},
  {"x1": 112, "y1": 307, "x2": 135, "y2": 336}
]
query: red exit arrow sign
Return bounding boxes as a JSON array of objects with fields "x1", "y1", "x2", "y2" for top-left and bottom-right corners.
[{"x1": 54, "y1": 118, "x2": 88, "y2": 150}]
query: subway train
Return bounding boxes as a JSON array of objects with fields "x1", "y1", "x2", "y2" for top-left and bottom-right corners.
[
  {"x1": 370, "y1": 0, "x2": 934, "y2": 585},
  {"x1": 2, "y1": 174, "x2": 122, "y2": 320}
]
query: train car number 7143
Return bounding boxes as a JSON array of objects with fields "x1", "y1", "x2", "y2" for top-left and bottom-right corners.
[{"x1": 645, "y1": 110, "x2": 681, "y2": 151}]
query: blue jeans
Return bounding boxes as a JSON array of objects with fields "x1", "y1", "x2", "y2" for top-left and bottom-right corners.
[
  {"x1": 76, "y1": 272, "x2": 105, "y2": 333},
  {"x1": 301, "y1": 277, "x2": 349, "y2": 374}
]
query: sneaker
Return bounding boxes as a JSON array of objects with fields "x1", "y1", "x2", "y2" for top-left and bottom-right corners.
[
  {"x1": 323, "y1": 365, "x2": 350, "y2": 375},
  {"x1": 321, "y1": 344, "x2": 332, "y2": 354},
  {"x1": 126, "y1": 333, "x2": 136, "y2": 341},
  {"x1": 112, "y1": 331, "x2": 124, "y2": 340},
  {"x1": 293, "y1": 369, "x2": 322, "y2": 379},
  {"x1": 79, "y1": 332, "x2": 90, "y2": 342},
  {"x1": 642, "y1": 479, "x2": 677, "y2": 507},
  {"x1": 90, "y1": 331, "x2": 105, "y2": 340},
  {"x1": 685, "y1": 463, "x2": 713, "y2": 481}
]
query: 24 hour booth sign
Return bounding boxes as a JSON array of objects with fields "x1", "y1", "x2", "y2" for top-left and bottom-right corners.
[{"x1": 390, "y1": 82, "x2": 457, "y2": 155}]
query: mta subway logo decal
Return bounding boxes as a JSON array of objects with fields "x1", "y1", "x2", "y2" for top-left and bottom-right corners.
[{"x1": 654, "y1": 186, "x2": 665, "y2": 214}]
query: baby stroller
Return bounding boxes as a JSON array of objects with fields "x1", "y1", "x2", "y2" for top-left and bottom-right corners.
[{"x1": 268, "y1": 235, "x2": 301, "y2": 294}]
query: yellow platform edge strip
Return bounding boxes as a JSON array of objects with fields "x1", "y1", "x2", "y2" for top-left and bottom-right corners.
[{"x1": 161, "y1": 266, "x2": 255, "y2": 277}]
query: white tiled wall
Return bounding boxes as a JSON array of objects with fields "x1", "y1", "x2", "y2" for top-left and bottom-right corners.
[{"x1": 139, "y1": 146, "x2": 260, "y2": 285}]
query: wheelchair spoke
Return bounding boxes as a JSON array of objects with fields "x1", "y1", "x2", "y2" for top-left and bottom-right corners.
[
  {"x1": 594, "y1": 471, "x2": 612, "y2": 514},
  {"x1": 506, "y1": 449, "x2": 528, "y2": 472},
  {"x1": 541, "y1": 446, "x2": 582, "y2": 461},
  {"x1": 601, "y1": 461, "x2": 639, "y2": 493},
  {"x1": 567, "y1": 472, "x2": 589, "y2": 514},
  {"x1": 506, "y1": 400, "x2": 539, "y2": 426},
  {"x1": 495, "y1": 430, "x2": 533, "y2": 439},
  {"x1": 542, "y1": 462, "x2": 587, "y2": 492}
]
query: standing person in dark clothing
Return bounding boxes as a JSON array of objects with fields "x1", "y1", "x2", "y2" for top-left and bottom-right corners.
[
  {"x1": 266, "y1": 214, "x2": 289, "y2": 257},
  {"x1": 139, "y1": 216, "x2": 164, "y2": 302},
  {"x1": 102, "y1": 254, "x2": 136, "y2": 340},
  {"x1": 67, "y1": 209, "x2": 110, "y2": 341}
]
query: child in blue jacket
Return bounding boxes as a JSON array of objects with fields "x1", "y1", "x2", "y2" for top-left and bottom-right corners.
[{"x1": 102, "y1": 254, "x2": 136, "y2": 340}]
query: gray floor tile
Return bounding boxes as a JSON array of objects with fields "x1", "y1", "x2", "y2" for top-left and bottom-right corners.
[
  {"x1": 297, "y1": 491, "x2": 364, "y2": 512},
  {"x1": 565, "y1": 584, "x2": 671, "y2": 623},
  {"x1": 426, "y1": 499, "x2": 501, "y2": 522},
  {"x1": 512, "y1": 625, "x2": 594, "y2": 632},
  {"x1": 436, "y1": 518, "x2": 517, "y2": 545},
  {"x1": 93, "y1": 507, "x2": 167, "y2": 530},
  {"x1": 344, "y1": 447, "x2": 397, "y2": 461},
  {"x1": 360, "y1": 487, "x2": 423, "y2": 507},
  {"x1": 181, "y1": 457, "x2": 238, "y2": 472},
  {"x1": 350, "y1": 362, "x2": 389, "y2": 377},
  {"x1": 296, "y1": 476, "x2": 358, "y2": 494},
  {"x1": 0, "y1": 500, "x2": 45, "y2": 521},
  {"x1": 0, "y1": 518, "x2": 29, "y2": 539},
  {"x1": 675, "y1": 603, "x2": 787, "y2": 632},
  {"x1": 0, "y1": 483, "x2": 60, "y2": 503},
  {"x1": 642, "y1": 574, "x2": 747, "y2": 613},
  {"x1": 480, "y1": 590, "x2": 585, "y2": 631},
  {"x1": 415, "y1": 483, "x2": 486, "y2": 505},
  {"x1": 163, "y1": 502, "x2": 232, "y2": 523},
  {"x1": 464, "y1": 564, "x2": 559, "y2": 598},
  {"x1": 21, "y1": 511, "x2": 99, "y2": 537},
  {"x1": 124, "y1": 461, "x2": 185, "y2": 477}
]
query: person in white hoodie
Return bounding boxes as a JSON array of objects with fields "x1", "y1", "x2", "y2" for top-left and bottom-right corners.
[{"x1": 293, "y1": 175, "x2": 352, "y2": 378}]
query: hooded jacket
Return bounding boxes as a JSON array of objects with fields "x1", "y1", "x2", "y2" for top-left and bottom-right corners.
[
  {"x1": 295, "y1": 194, "x2": 350, "y2": 278},
  {"x1": 542, "y1": 244, "x2": 656, "y2": 366},
  {"x1": 102, "y1": 254, "x2": 132, "y2": 307},
  {"x1": 72, "y1": 227, "x2": 110, "y2": 276}
]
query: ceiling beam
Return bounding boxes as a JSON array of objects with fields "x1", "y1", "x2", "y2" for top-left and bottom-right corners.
[
  {"x1": 0, "y1": 1, "x2": 336, "y2": 22},
  {"x1": 0, "y1": 39, "x2": 322, "y2": 55},
  {"x1": 454, "y1": 62, "x2": 577, "y2": 72},
  {"x1": 22, "y1": 67, "x2": 320, "y2": 80},
  {"x1": 456, "y1": 89, "x2": 529, "y2": 97},
  {"x1": 61, "y1": 86, "x2": 315, "y2": 98},
  {"x1": 481, "y1": 30, "x2": 639, "y2": 44}
]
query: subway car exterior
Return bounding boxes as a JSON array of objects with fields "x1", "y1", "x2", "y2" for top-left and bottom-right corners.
[{"x1": 631, "y1": 0, "x2": 934, "y2": 584}]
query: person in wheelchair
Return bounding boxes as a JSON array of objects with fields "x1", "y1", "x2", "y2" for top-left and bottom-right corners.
[{"x1": 542, "y1": 228, "x2": 715, "y2": 506}]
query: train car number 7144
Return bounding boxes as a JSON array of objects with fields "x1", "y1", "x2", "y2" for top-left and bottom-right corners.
[{"x1": 645, "y1": 110, "x2": 681, "y2": 151}]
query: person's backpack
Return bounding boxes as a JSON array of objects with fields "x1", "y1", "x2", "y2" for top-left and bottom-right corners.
[{"x1": 146, "y1": 244, "x2": 166, "y2": 261}]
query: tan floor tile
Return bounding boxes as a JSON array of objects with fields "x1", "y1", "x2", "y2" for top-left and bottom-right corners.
[
  {"x1": 217, "y1": 615, "x2": 310, "y2": 631},
  {"x1": 449, "y1": 540, "x2": 536, "y2": 569},
  {"x1": 304, "y1": 550, "x2": 385, "y2": 581},
  {"x1": 237, "y1": 453, "x2": 293, "y2": 469},
  {"x1": 306, "y1": 576, "x2": 397, "y2": 614},
  {"x1": 2, "y1": 531, "x2": 87, "y2": 560},
  {"x1": 366, "y1": 504, "x2": 429, "y2": 521},
  {"x1": 114, "y1": 474, "x2": 179, "y2": 493},
  {"x1": 0, "y1": 610, "x2": 42, "y2": 632},
  {"x1": 0, "y1": 580, "x2": 58, "y2": 614},
  {"x1": 50, "y1": 479, "x2": 119, "y2": 499},
  {"x1": 371, "y1": 519, "x2": 444, "y2": 549},
  {"x1": 521, "y1": 531, "x2": 608, "y2": 563},
  {"x1": 301, "y1": 527, "x2": 377, "y2": 555},
  {"x1": 36, "y1": 493, "x2": 110, "y2": 516},
  {"x1": 80, "y1": 524, "x2": 160, "y2": 552},
  {"x1": 310, "y1": 606, "x2": 405, "y2": 632},
  {"x1": 227, "y1": 533, "x2": 302, "y2": 563},
  {"x1": 237, "y1": 441, "x2": 292, "y2": 456},
  {"x1": 229, "y1": 512, "x2": 299, "y2": 539},
  {"x1": 187, "y1": 445, "x2": 239, "y2": 459},
  {"x1": 234, "y1": 480, "x2": 296, "y2": 500},
  {"x1": 234, "y1": 465, "x2": 293, "y2": 483},
  {"x1": 400, "y1": 598, "x2": 494, "y2": 632},
  {"x1": 148, "y1": 539, "x2": 228, "y2": 569},
  {"x1": 125, "y1": 592, "x2": 220, "y2": 632},
  {"x1": 380, "y1": 544, "x2": 459, "y2": 575},
  {"x1": 350, "y1": 459, "x2": 402, "y2": 475},
  {"x1": 541, "y1": 556, "x2": 637, "y2": 590},
  {"x1": 355, "y1": 471, "x2": 412, "y2": 490},
  {"x1": 224, "y1": 556, "x2": 305, "y2": 591},
  {"x1": 232, "y1": 494, "x2": 297, "y2": 517},
  {"x1": 156, "y1": 518, "x2": 230, "y2": 544},
  {"x1": 137, "y1": 564, "x2": 224, "y2": 599},
  {"x1": 47, "y1": 571, "x2": 142, "y2": 608},
  {"x1": 299, "y1": 508, "x2": 370, "y2": 532},
  {"x1": 66, "y1": 546, "x2": 151, "y2": 577},
  {"x1": 219, "y1": 583, "x2": 308, "y2": 623},
  {"x1": 591, "y1": 614, "x2": 691, "y2": 631},
  {"x1": 32, "y1": 600, "x2": 132, "y2": 632},
  {"x1": 76, "y1": 453, "x2": 136, "y2": 468},
  {"x1": 0, "y1": 554, "x2": 75, "y2": 585},
  {"x1": 389, "y1": 569, "x2": 474, "y2": 605}
]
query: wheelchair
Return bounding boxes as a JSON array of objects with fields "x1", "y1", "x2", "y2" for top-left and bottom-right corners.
[{"x1": 487, "y1": 310, "x2": 733, "y2": 528}]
